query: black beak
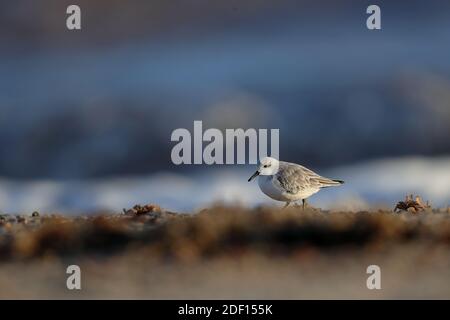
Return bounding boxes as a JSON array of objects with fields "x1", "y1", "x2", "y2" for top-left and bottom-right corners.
[{"x1": 248, "y1": 170, "x2": 259, "y2": 182}]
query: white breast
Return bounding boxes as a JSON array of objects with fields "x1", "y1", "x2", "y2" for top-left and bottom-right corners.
[
  {"x1": 257, "y1": 175, "x2": 320, "y2": 202},
  {"x1": 258, "y1": 175, "x2": 289, "y2": 201}
]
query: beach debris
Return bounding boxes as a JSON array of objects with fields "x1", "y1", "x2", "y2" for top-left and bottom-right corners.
[
  {"x1": 16, "y1": 215, "x2": 27, "y2": 224},
  {"x1": 122, "y1": 204, "x2": 161, "y2": 216},
  {"x1": 394, "y1": 194, "x2": 431, "y2": 213}
]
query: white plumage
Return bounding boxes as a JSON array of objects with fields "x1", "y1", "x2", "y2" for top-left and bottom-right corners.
[{"x1": 248, "y1": 157, "x2": 344, "y2": 208}]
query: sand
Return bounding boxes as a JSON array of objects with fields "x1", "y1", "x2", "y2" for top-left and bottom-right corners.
[{"x1": 0, "y1": 205, "x2": 449, "y2": 299}]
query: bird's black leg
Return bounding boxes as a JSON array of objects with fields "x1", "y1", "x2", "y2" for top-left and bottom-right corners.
[{"x1": 302, "y1": 199, "x2": 307, "y2": 210}]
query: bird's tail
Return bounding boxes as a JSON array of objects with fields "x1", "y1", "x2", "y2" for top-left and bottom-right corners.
[{"x1": 319, "y1": 178, "x2": 344, "y2": 188}]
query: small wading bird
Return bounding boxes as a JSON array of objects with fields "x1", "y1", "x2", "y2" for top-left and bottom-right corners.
[{"x1": 248, "y1": 157, "x2": 344, "y2": 209}]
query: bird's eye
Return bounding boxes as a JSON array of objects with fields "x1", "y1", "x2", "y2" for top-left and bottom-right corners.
[{"x1": 263, "y1": 164, "x2": 270, "y2": 168}]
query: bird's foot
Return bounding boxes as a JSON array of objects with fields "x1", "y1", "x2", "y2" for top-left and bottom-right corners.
[
  {"x1": 282, "y1": 202, "x2": 291, "y2": 209},
  {"x1": 292, "y1": 200, "x2": 319, "y2": 211}
]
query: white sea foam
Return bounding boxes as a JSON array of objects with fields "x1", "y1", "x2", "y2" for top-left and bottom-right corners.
[{"x1": 0, "y1": 156, "x2": 448, "y2": 214}]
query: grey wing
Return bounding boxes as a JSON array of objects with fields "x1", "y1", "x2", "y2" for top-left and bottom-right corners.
[
  {"x1": 274, "y1": 165, "x2": 310, "y2": 194},
  {"x1": 274, "y1": 164, "x2": 340, "y2": 194}
]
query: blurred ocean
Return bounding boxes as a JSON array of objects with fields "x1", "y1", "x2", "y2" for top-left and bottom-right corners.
[
  {"x1": 0, "y1": 156, "x2": 448, "y2": 214},
  {"x1": 0, "y1": 1, "x2": 449, "y2": 213},
  {"x1": 1, "y1": 1, "x2": 450, "y2": 179}
]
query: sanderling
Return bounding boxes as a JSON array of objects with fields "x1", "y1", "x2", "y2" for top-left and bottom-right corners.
[{"x1": 248, "y1": 157, "x2": 344, "y2": 209}]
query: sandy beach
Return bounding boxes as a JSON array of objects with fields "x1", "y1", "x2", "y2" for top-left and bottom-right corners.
[{"x1": 1, "y1": 206, "x2": 449, "y2": 299}]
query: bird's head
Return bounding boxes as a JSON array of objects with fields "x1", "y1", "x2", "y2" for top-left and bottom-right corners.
[{"x1": 248, "y1": 157, "x2": 280, "y2": 181}]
